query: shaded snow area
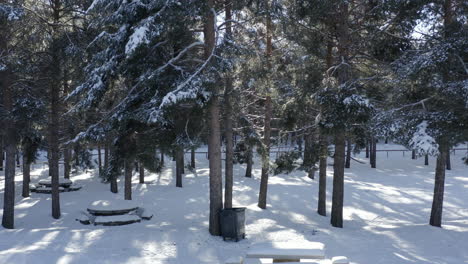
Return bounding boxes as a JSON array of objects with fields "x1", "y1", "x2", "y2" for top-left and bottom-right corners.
[{"x1": 1, "y1": 144, "x2": 467, "y2": 263}]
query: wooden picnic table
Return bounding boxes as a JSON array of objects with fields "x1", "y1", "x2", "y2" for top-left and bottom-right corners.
[{"x1": 246, "y1": 241, "x2": 325, "y2": 262}]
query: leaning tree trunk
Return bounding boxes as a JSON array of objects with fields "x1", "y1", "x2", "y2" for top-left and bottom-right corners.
[
  {"x1": 1, "y1": 67, "x2": 16, "y2": 228},
  {"x1": 124, "y1": 159, "x2": 134, "y2": 200},
  {"x1": 223, "y1": 0, "x2": 234, "y2": 209},
  {"x1": 430, "y1": 144, "x2": 448, "y2": 227},
  {"x1": 205, "y1": 0, "x2": 223, "y2": 236},
  {"x1": 345, "y1": 138, "x2": 351, "y2": 169}
]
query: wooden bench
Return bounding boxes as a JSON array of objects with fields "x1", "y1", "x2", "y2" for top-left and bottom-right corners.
[{"x1": 246, "y1": 241, "x2": 325, "y2": 263}]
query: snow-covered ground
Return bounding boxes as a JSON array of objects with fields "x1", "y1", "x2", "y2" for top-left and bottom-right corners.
[{"x1": 0, "y1": 144, "x2": 467, "y2": 264}]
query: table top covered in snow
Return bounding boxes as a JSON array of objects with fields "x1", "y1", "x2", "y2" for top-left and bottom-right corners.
[
  {"x1": 87, "y1": 200, "x2": 139, "y2": 215},
  {"x1": 246, "y1": 241, "x2": 325, "y2": 260},
  {"x1": 38, "y1": 178, "x2": 73, "y2": 187}
]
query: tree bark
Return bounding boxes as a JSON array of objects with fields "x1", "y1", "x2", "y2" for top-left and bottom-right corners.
[
  {"x1": 412, "y1": 150, "x2": 416, "y2": 160},
  {"x1": 345, "y1": 138, "x2": 351, "y2": 169},
  {"x1": 365, "y1": 139, "x2": 369, "y2": 158},
  {"x1": 318, "y1": 37, "x2": 333, "y2": 217},
  {"x1": 224, "y1": 0, "x2": 234, "y2": 209},
  {"x1": 104, "y1": 143, "x2": 109, "y2": 169},
  {"x1": 446, "y1": 150, "x2": 451, "y2": 170},
  {"x1": 176, "y1": 148, "x2": 183, "y2": 188},
  {"x1": 139, "y1": 163, "x2": 145, "y2": 184},
  {"x1": 430, "y1": 144, "x2": 448, "y2": 227},
  {"x1": 63, "y1": 147, "x2": 71, "y2": 179},
  {"x1": 205, "y1": 0, "x2": 223, "y2": 236},
  {"x1": 331, "y1": 130, "x2": 345, "y2": 228},
  {"x1": 317, "y1": 132, "x2": 327, "y2": 216},
  {"x1": 258, "y1": 0, "x2": 273, "y2": 210},
  {"x1": 0, "y1": 135, "x2": 3, "y2": 171},
  {"x1": 425, "y1": 154, "x2": 429, "y2": 166},
  {"x1": 22, "y1": 150, "x2": 30, "y2": 198},
  {"x1": 191, "y1": 147, "x2": 196, "y2": 169},
  {"x1": 258, "y1": 96, "x2": 272, "y2": 209},
  {"x1": 98, "y1": 145, "x2": 102, "y2": 176},
  {"x1": 110, "y1": 177, "x2": 118, "y2": 193},
  {"x1": 49, "y1": 0, "x2": 62, "y2": 220},
  {"x1": 124, "y1": 159, "x2": 133, "y2": 200},
  {"x1": 370, "y1": 137, "x2": 377, "y2": 168},
  {"x1": 1, "y1": 67, "x2": 16, "y2": 228},
  {"x1": 331, "y1": 2, "x2": 349, "y2": 228},
  {"x1": 245, "y1": 146, "x2": 253, "y2": 178}
]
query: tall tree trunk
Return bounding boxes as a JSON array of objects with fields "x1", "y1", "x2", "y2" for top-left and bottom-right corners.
[
  {"x1": 258, "y1": 96, "x2": 272, "y2": 209},
  {"x1": 303, "y1": 131, "x2": 315, "y2": 179},
  {"x1": 0, "y1": 135, "x2": 3, "y2": 171},
  {"x1": 63, "y1": 147, "x2": 71, "y2": 179},
  {"x1": 430, "y1": 144, "x2": 448, "y2": 227},
  {"x1": 22, "y1": 150, "x2": 30, "y2": 198},
  {"x1": 345, "y1": 138, "x2": 351, "y2": 169},
  {"x1": 191, "y1": 147, "x2": 196, "y2": 169},
  {"x1": 104, "y1": 143, "x2": 109, "y2": 169},
  {"x1": 124, "y1": 159, "x2": 133, "y2": 200},
  {"x1": 1, "y1": 66, "x2": 16, "y2": 228},
  {"x1": 139, "y1": 163, "x2": 145, "y2": 184},
  {"x1": 245, "y1": 146, "x2": 253, "y2": 178},
  {"x1": 49, "y1": 0, "x2": 62, "y2": 220},
  {"x1": 317, "y1": 132, "x2": 327, "y2": 216},
  {"x1": 16, "y1": 150, "x2": 20, "y2": 168},
  {"x1": 446, "y1": 150, "x2": 451, "y2": 170},
  {"x1": 181, "y1": 151, "x2": 185, "y2": 174},
  {"x1": 331, "y1": 131, "x2": 346, "y2": 228},
  {"x1": 331, "y1": 2, "x2": 349, "y2": 228},
  {"x1": 425, "y1": 154, "x2": 429, "y2": 166},
  {"x1": 98, "y1": 145, "x2": 102, "y2": 176},
  {"x1": 412, "y1": 150, "x2": 416, "y2": 160},
  {"x1": 318, "y1": 37, "x2": 333, "y2": 217},
  {"x1": 258, "y1": 0, "x2": 273, "y2": 210},
  {"x1": 370, "y1": 137, "x2": 377, "y2": 168},
  {"x1": 160, "y1": 150, "x2": 164, "y2": 164},
  {"x1": 205, "y1": 0, "x2": 223, "y2": 236},
  {"x1": 110, "y1": 176, "x2": 118, "y2": 193},
  {"x1": 224, "y1": 0, "x2": 234, "y2": 209},
  {"x1": 365, "y1": 139, "x2": 369, "y2": 158},
  {"x1": 176, "y1": 148, "x2": 183, "y2": 188}
]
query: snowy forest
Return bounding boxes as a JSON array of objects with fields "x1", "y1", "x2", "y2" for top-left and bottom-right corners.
[{"x1": 0, "y1": 0, "x2": 467, "y2": 263}]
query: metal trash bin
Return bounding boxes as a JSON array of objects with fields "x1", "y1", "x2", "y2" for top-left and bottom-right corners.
[{"x1": 220, "y1": 207, "x2": 246, "y2": 241}]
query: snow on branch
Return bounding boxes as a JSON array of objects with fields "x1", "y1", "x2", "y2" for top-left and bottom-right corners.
[{"x1": 408, "y1": 121, "x2": 439, "y2": 156}]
